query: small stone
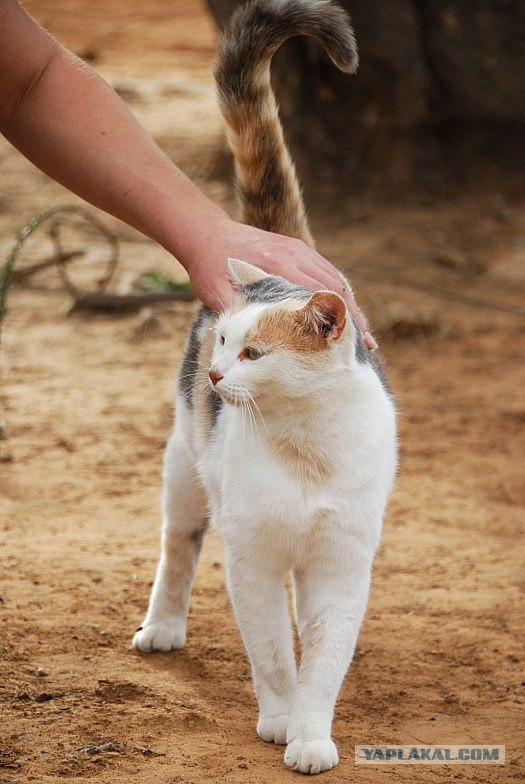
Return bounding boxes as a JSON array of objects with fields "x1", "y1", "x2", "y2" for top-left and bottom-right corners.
[{"x1": 35, "y1": 693, "x2": 55, "y2": 702}]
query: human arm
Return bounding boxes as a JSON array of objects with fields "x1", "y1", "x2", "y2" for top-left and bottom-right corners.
[{"x1": 0, "y1": 0, "x2": 376, "y2": 346}]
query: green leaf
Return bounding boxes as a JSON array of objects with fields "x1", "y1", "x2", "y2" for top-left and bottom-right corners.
[{"x1": 132, "y1": 270, "x2": 192, "y2": 293}]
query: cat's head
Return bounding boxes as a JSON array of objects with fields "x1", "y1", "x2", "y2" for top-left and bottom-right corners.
[{"x1": 207, "y1": 259, "x2": 354, "y2": 409}]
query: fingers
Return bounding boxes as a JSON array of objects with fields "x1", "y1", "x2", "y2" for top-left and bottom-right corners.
[
  {"x1": 280, "y1": 245, "x2": 349, "y2": 297},
  {"x1": 290, "y1": 272, "x2": 377, "y2": 348},
  {"x1": 185, "y1": 224, "x2": 378, "y2": 349},
  {"x1": 363, "y1": 331, "x2": 379, "y2": 351},
  {"x1": 289, "y1": 247, "x2": 378, "y2": 350}
]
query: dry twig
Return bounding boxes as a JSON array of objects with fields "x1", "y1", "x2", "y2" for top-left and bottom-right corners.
[{"x1": 0, "y1": 205, "x2": 195, "y2": 347}]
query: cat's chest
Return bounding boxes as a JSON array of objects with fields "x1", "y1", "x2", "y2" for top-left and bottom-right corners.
[{"x1": 204, "y1": 418, "x2": 345, "y2": 527}]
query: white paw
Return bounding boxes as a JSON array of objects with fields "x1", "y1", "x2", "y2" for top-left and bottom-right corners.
[
  {"x1": 132, "y1": 618, "x2": 186, "y2": 652},
  {"x1": 257, "y1": 713, "x2": 289, "y2": 745},
  {"x1": 284, "y1": 738, "x2": 339, "y2": 775}
]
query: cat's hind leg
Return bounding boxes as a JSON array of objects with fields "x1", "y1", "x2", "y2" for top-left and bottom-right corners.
[{"x1": 133, "y1": 421, "x2": 206, "y2": 652}]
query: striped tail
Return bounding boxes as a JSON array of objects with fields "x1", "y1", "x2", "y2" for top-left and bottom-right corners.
[{"x1": 214, "y1": 0, "x2": 358, "y2": 246}]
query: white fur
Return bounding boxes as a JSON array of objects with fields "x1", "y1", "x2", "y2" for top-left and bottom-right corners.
[{"x1": 133, "y1": 295, "x2": 397, "y2": 774}]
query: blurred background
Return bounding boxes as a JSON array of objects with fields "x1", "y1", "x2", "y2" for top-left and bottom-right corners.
[
  {"x1": 0, "y1": 2, "x2": 523, "y2": 782},
  {"x1": 210, "y1": 0, "x2": 525, "y2": 200}
]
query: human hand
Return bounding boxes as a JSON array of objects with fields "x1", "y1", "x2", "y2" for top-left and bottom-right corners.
[{"x1": 184, "y1": 217, "x2": 378, "y2": 350}]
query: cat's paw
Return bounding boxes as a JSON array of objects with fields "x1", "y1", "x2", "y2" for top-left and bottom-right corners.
[
  {"x1": 284, "y1": 738, "x2": 338, "y2": 775},
  {"x1": 257, "y1": 713, "x2": 289, "y2": 745},
  {"x1": 132, "y1": 619, "x2": 186, "y2": 652}
]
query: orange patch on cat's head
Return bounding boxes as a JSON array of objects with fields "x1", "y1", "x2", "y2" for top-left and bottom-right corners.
[{"x1": 248, "y1": 292, "x2": 348, "y2": 354}]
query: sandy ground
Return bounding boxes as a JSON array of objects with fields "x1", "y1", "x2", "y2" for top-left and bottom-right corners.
[{"x1": 1, "y1": 1, "x2": 524, "y2": 782}]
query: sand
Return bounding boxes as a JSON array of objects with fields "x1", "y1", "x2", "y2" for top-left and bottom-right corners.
[{"x1": 0, "y1": 1, "x2": 523, "y2": 782}]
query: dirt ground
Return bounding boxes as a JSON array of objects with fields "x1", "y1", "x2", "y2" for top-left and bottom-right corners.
[{"x1": 1, "y1": 1, "x2": 524, "y2": 782}]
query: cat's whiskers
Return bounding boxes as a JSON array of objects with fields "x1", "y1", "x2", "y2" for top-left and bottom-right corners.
[
  {"x1": 232, "y1": 391, "x2": 245, "y2": 446},
  {"x1": 244, "y1": 401, "x2": 253, "y2": 450},
  {"x1": 239, "y1": 394, "x2": 247, "y2": 448},
  {"x1": 246, "y1": 389, "x2": 270, "y2": 441},
  {"x1": 245, "y1": 395, "x2": 256, "y2": 448},
  {"x1": 191, "y1": 365, "x2": 216, "y2": 404},
  {"x1": 192, "y1": 381, "x2": 216, "y2": 410},
  {"x1": 160, "y1": 401, "x2": 176, "y2": 418}
]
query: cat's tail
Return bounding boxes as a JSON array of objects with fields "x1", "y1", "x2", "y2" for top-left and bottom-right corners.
[{"x1": 215, "y1": 0, "x2": 358, "y2": 246}]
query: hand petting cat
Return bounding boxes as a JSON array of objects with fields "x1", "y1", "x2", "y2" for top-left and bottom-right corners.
[
  {"x1": 0, "y1": 0, "x2": 376, "y2": 350},
  {"x1": 183, "y1": 216, "x2": 378, "y2": 348}
]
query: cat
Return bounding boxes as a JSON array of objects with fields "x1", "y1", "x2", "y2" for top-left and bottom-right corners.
[{"x1": 133, "y1": 0, "x2": 397, "y2": 774}]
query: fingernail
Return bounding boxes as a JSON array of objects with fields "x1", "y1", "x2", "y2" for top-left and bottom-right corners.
[{"x1": 364, "y1": 331, "x2": 378, "y2": 351}]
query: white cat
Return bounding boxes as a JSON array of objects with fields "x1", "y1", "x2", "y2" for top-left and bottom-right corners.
[{"x1": 133, "y1": 0, "x2": 397, "y2": 774}]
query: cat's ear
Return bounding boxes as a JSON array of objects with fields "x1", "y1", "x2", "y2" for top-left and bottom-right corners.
[
  {"x1": 301, "y1": 291, "x2": 348, "y2": 342},
  {"x1": 228, "y1": 258, "x2": 269, "y2": 288}
]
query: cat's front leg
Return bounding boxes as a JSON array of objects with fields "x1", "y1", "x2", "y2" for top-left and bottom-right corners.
[
  {"x1": 284, "y1": 562, "x2": 372, "y2": 774},
  {"x1": 225, "y1": 547, "x2": 296, "y2": 745},
  {"x1": 133, "y1": 428, "x2": 206, "y2": 652}
]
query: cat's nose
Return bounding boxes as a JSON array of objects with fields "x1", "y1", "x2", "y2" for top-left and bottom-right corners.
[{"x1": 209, "y1": 369, "x2": 223, "y2": 386}]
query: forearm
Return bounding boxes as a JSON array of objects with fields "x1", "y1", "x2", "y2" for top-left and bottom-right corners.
[
  {"x1": 0, "y1": 1, "x2": 227, "y2": 271},
  {"x1": 0, "y1": 1, "x2": 376, "y2": 337}
]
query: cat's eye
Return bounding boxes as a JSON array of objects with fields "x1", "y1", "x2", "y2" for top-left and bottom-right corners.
[{"x1": 246, "y1": 347, "x2": 264, "y2": 360}]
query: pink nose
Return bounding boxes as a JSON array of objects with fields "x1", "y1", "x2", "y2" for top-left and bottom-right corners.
[{"x1": 209, "y1": 369, "x2": 223, "y2": 386}]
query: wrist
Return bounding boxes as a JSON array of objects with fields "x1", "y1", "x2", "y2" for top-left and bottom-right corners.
[{"x1": 167, "y1": 204, "x2": 233, "y2": 277}]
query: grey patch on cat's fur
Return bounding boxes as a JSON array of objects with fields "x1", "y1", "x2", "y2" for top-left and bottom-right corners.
[
  {"x1": 353, "y1": 321, "x2": 392, "y2": 396},
  {"x1": 209, "y1": 386, "x2": 224, "y2": 427},
  {"x1": 179, "y1": 306, "x2": 224, "y2": 427},
  {"x1": 368, "y1": 354, "x2": 392, "y2": 396},
  {"x1": 242, "y1": 275, "x2": 312, "y2": 305},
  {"x1": 178, "y1": 306, "x2": 213, "y2": 407},
  {"x1": 353, "y1": 323, "x2": 369, "y2": 366}
]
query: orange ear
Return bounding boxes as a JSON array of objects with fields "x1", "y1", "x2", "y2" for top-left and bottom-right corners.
[{"x1": 302, "y1": 291, "x2": 347, "y2": 341}]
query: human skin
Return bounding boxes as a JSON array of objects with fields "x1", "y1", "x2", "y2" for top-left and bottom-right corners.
[{"x1": 0, "y1": 0, "x2": 376, "y2": 347}]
